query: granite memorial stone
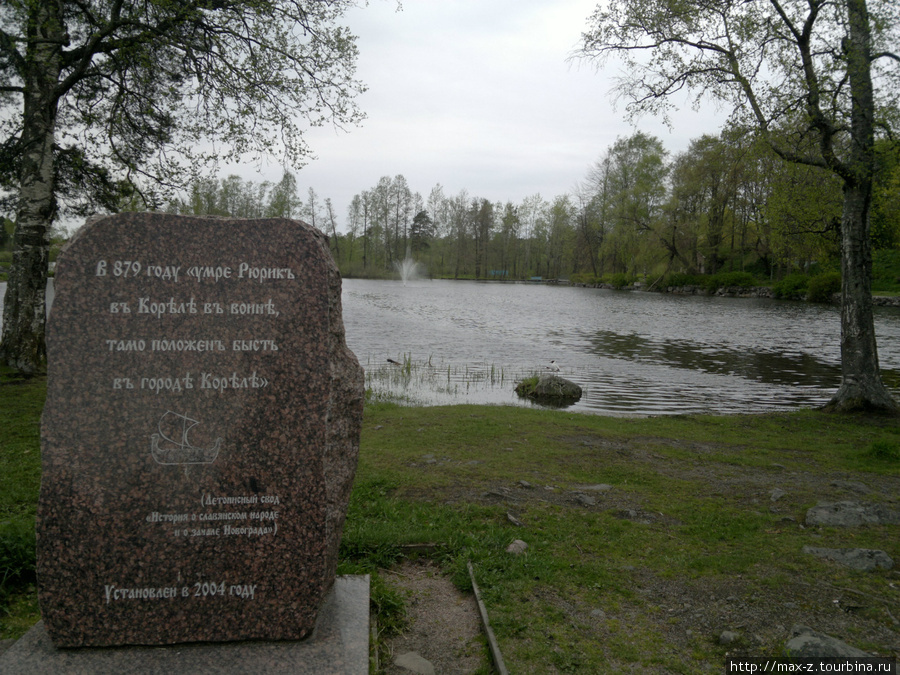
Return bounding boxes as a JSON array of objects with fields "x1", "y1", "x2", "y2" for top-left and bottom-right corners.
[{"x1": 37, "y1": 213, "x2": 364, "y2": 648}]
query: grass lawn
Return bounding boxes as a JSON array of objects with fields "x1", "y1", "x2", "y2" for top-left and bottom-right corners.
[{"x1": 2, "y1": 370, "x2": 899, "y2": 672}]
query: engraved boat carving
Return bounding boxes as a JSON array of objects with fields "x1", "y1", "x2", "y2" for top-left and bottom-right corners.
[{"x1": 150, "y1": 411, "x2": 222, "y2": 465}]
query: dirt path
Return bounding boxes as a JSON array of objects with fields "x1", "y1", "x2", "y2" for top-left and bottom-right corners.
[{"x1": 380, "y1": 560, "x2": 489, "y2": 674}]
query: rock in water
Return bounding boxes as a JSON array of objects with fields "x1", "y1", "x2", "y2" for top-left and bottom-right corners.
[
  {"x1": 37, "y1": 214, "x2": 364, "y2": 647},
  {"x1": 515, "y1": 374, "x2": 582, "y2": 405}
]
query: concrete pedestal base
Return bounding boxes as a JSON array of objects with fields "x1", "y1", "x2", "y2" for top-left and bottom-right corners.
[{"x1": 0, "y1": 576, "x2": 369, "y2": 675}]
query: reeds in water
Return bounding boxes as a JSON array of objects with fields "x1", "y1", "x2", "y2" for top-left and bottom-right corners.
[{"x1": 362, "y1": 354, "x2": 533, "y2": 406}]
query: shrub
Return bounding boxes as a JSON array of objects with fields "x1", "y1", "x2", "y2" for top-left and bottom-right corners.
[
  {"x1": 708, "y1": 271, "x2": 757, "y2": 290},
  {"x1": 772, "y1": 273, "x2": 809, "y2": 299},
  {"x1": 806, "y1": 271, "x2": 841, "y2": 303},
  {"x1": 605, "y1": 273, "x2": 635, "y2": 289},
  {"x1": 569, "y1": 272, "x2": 599, "y2": 285}
]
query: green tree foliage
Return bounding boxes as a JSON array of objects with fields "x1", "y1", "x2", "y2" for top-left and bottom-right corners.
[
  {"x1": 324, "y1": 121, "x2": 895, "y2": 285},
  {"x1": 266, "y1": 172, "x2": 301, "y2": 219},
  {"x1": 576, "y1": 0, "x2": 900, "y2": 412},
  {"x1": 167, "y1": 126, "x2": 893, "y2": 294},
  {"x1": 409, "y1": 210, "x2": 433, "y2": 254},
  {"x1": 762, "y1": 160, "x2": 843, "y2": 270},
  {"x1": 169, "y1": 171, "x2": 301, "y2": 220},
  {"x1": 592, "y1": 132, "x2": 669, "y2": 276},
  {"x1": 471, "y1": 198, "x2": 493, "y2": 279},
  {"x1": 872, "y1": 142, "x2": 900, "y2": 249},
  {"x1": 353, "y1": 175, "x2": 420, "y2": 270},
  {"x1": 0, "y1": 0, "x2": 367, "y2": 373},
  {"x1": 670, "y1": 135, "x2": 745, "y2": 275}
]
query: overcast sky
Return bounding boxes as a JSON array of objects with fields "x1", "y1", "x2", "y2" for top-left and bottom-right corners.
[{"x1": 239, "y1": 0, "x2": 729, "y2": 229}]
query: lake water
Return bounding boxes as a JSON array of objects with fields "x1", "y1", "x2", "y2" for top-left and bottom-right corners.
[
  {"x1": 3, "y1": 278, "x2": 899, "y2": 415},
  {"x1": 342, "y1": 278, "x2": 900, "y2": 416}
]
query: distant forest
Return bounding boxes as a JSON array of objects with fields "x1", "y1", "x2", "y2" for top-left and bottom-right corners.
[{"x1": 165, "y1": 129, "x2": 900, "y2": 287}]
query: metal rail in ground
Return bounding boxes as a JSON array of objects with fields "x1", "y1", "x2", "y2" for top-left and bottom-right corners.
[{"x1": 467, "y1": 561, "x2": 509, "y2": 675}]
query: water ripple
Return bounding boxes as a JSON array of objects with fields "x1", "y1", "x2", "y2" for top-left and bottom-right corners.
[{"x1": 341, "y1": 279, "x2": 899, "y2": 416}]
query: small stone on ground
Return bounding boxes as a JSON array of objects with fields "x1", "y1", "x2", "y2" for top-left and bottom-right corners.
[
  {"x1": 785, "y1": 625, "x2": 871, "y2": 658},
  {"x1": 802, "y1": 546, "x2": 894, "y2": 571},
  {"x1": 805, "y1": 501, "x2": 900, "y2": 527},
  {"x1": 506, "y1": 539, "x2": 528, "y2": 554},
  {"x1": 394, "y1": 651, "x2": 435, "y2": 675},
  {"x1": 572, "y1": 492, "x2": 596, "y2": 507},
  {"x1": 577, "y1": 484, "x2": 613, "y2": 492}
]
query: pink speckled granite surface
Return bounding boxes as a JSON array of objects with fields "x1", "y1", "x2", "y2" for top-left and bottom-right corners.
[
  {"x1": 37, "y1": 214, "x2": 364, "y2": 648},
  {"x1": 0, "y1": 576, "x2": 369, "y2": 674}
]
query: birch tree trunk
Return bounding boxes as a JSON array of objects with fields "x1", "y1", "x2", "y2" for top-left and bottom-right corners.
[{"x1": 0, "y1": 1, "x2": 63, "y2": 374}]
